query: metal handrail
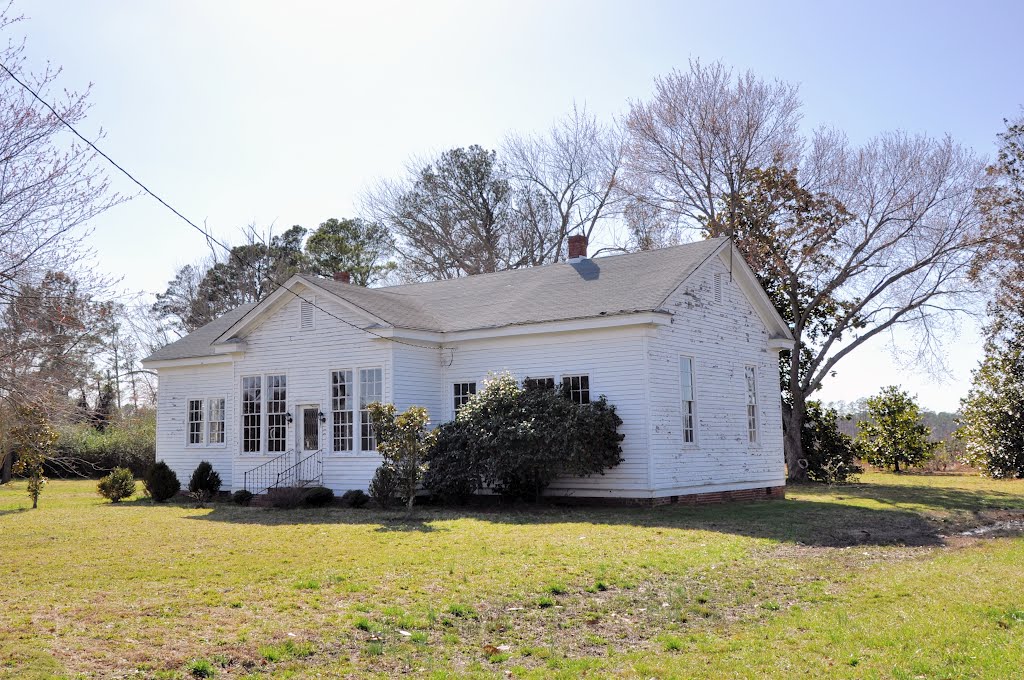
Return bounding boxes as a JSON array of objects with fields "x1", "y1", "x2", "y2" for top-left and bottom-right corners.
[
  {"x1": 273, "y1": 449, "x2": 324, "y2": 490},
  {"x1": 241, "y1": 449, "x2": 294, "y2": 494}
]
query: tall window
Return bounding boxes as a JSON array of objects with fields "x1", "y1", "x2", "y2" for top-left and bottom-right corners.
[
  {"x1": 453, "y1": 382, "x2": 476, "y2": 412},
  {"x1": 187, "y1": 399, "x2": 204, "y2": 445},
  {"x1": 359, "y1": 368, "x2": 383, "y2": 451},
  {"x1": 266, "y1": 375, "x2": 287, "y2": 452},
  {"x1": 562, "y1": 375, "x2": 590, "y2": 404},
  {"x1": 745, "y1": 365, "x2": 758, "y2": 443},
  {"x1": 331, "y1": 370, "x2": 354, "y2": 452},
  {"x1": 680, "y1": 357, "x2": 695, "y2": 444},
  {"x1": 208, "y1": 398, "x2": 225, "y2": 444},
  {"x1": 241, "y1": 376, "x2": 262, "y2": 452}
]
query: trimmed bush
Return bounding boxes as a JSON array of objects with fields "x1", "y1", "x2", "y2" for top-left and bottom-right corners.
[
  {"x1": 800, "y1": 401, "x2": 862, "y2": 484},
  {"x1": 425, "y1": 373, "x2": 624, "y2": 501},
  {"x1": 231, "y1": 489, "x2": 254, "y2": 506},
  {"x1": 302, "y1": 486, "x2": 335, "y2": 507},
  {"x1": 188, "y1": 461, "x2": 222, "y2": 501},
  {"x1": 368, "y1": 464, "x2": 398, "y2": 509},
  {"x1": 268, "y1": 486, "x2": 304, "y2": 509},
  {"x1": 144, "y1": 461, "x2": 180, "y2": 502},
  {"x1": 341, "y1": 489, "x2": 369, "y2": 508},
  {"x1": 97, "y1": 466, "x2": 136, "y2": 502}
]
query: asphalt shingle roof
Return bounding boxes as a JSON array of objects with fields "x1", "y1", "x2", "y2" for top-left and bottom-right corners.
[{"x1": 144, "y1": 238, "x2": 727, "y2": 362}]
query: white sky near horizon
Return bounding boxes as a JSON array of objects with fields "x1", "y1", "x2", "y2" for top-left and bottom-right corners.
[{"x1": 14, "y1": 0, "x2": 1024, "y2": 413}]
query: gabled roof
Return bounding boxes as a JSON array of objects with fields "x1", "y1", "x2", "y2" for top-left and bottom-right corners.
[
  {"x1": 144, "y1": 237, "x2": 791, "y2": 364},
  {"x1": 143, "y1": 303, "x2": 257, "y2": 363}
]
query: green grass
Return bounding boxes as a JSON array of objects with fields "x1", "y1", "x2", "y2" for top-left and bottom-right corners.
[{"x1": 2, "y1": 473, "x2": 1024, "y2": 677}]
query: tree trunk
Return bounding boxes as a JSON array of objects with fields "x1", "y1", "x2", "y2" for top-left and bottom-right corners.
[
  {"x1": 1, "y1": 449, "x2": 11, "y2": 484},
  {"x1": 784, "y1": 393, "x2": 808, "y2": 482}
]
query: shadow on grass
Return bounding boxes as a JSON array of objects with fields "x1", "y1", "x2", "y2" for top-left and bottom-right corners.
[
  {"x1": 173, "y1": 479, "x2": 1024, "y2": 548},
  {"x1": 0, "y1": 507, "x2": 29, "y2": 517}
]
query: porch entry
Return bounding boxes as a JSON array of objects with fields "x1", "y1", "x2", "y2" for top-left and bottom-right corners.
[{"x1": 297, "y1": 404, "x2": 322, "y2": 464}]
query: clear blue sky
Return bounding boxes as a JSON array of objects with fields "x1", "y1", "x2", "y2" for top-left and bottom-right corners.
[{"x1": 17, "y1": 0, "x2": 1024, "y2": 411}]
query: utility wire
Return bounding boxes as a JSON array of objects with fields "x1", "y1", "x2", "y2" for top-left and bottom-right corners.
[{"x1": 0, "y1": 60, "x2": 436, "y2": 351}]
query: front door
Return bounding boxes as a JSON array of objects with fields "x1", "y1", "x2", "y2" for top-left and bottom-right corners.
[{"x1": 299, "y1": 405, "x2": 321, "y2": 461}]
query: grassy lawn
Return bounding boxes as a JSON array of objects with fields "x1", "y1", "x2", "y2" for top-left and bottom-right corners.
[{"x1": 2, "y1": 474, "x2": 1024, "y2": 678}]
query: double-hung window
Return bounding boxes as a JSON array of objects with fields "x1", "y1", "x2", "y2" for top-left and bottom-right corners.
[
  {"x1": 187, "y1": 399, "x2": 204, "y2": 445},
  {"x1": 241, "y1": 377, "x2": 262, "y2": 452},
  {"x1": 359, "y1": 368, "x2": 383, "y2": 451},
  {"x1": 680, "y1": 357, "x2": 695, "y2": 444},
  {"x1": 331, "y1": 370, "x2": 354, "y2": 452},
  {"x1": 453, "y1": 382, "x2": 476, "y2": 413},
  {"x1": 266, "y1": 375, "x2": 288, "y2": 452},
  {"x1": 562, "y1": 374, "x2": 590, "y2": 404},
  {"x1": 241, "y1": 374, "x2": 286, "y2": 453},
  {"x1": 745, "y1": 365, "x2": 758, "y2": 443},
  {"x1": 188, "y1": 397, "x2": 226, "y2": 446}
]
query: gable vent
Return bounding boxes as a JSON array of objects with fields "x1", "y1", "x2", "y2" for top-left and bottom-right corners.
[
  {"x1": 300, "y1": 299, "x2": 315, "y2": 330},
  {"x1": 713, "y1": 274, "x2": 724, "y2": 304}
]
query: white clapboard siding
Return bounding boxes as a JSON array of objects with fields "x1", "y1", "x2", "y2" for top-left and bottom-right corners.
[
  {"x1": 441, "y1": 328, "x2": 651, "y2": 496},
  {"x1": 646, "y1": 253, "x2": 786, "y2": 496},
  {"x1": 156, "y1": 363, "x2": 235, "y2": 489}
]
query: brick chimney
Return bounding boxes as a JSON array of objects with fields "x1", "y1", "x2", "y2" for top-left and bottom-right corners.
[
  {"x1": 568, "y1": 234, "x2": 588, "y2": 260},
  {"x1": 333, "y1": 271, "x2": 351, "y2": 284}
]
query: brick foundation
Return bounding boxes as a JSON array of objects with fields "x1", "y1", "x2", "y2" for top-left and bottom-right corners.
[{"x1": 550, "y1": 485, "x2": 786, "y2": 508}]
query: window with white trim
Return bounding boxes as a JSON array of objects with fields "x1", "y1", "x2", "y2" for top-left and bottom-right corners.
[
  {"x1": 331, "y1": 370, "x2": 354, "y2": 452},
  {"x1": 266, "y1": 375, "x2": 288, "y2": 452},
  {"x1": 207, "y1": 398, "x2": 225, "y2": 444},
  {"x1": 187, "y1": 399, "x2": 204, "y2": 445},
  {"x1": 359, "y1": 367, "x2": 383, "y2": 451},
  {"x1": 680, "y1": 357, "x2": 695, "y2": 444},
  {"x1": 745, "y1": 365, "x2": 758, "y2": 443},
  {"x1": 241, "y1": 376, "x2": 262, "y2": 452},
  {"x1": 523, "y1": 376, "x2": 555, "y2": 391},
  {"x1": 562, "y1": 374, "x2": 590, "y2": 404},
  {"x1": 453, "y1": 382, "x2": 476, "y2": 412}
]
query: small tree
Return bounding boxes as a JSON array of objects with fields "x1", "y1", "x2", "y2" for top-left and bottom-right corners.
[
  {"x1": 367, "y1": 403, "x2": 435, "y2": 514},
  {"x1": 144, "y1": 461, "x2": 181, "y2": 502},
  {"x1": 9, "y1": 403, "x2": 59, "y2": 509},
  {"x1": 97, "y1": 467, "x2": 136, "y2": 502},
  {"x1": 857, "y1": 387, "x2": 937, "y2": 472},
  {"x1": 188, "y1": 461, "x2": 222, "y2": 502}
]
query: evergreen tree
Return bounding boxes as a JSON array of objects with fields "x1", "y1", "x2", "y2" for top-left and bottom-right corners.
[{"x1": 857, "y1": 386, "x2": 937, "y2": 472}]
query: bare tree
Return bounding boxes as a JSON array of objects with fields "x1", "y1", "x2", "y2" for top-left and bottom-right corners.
[
  {"x1": 622, "y1": 59, "x2": 803, "y2": 237},
  {"x1": 363, "y1": 145, "x2": 528, "y2": 280},
  {"x1": 0, "y1": 12, "x2": 121, "y2": 481},
  {"x1": 734, "y1": 132, "x2": 986, "y2": 480},
  {"x1": 503, "y1": 104, "x2": 625, "y2": 261}
]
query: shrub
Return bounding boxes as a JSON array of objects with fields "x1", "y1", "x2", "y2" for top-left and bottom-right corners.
[
  {"x1": 368, "y1": 464, "x2": 399, "y2": 509},
  {"x1": 52, "y1": 409, "x2": 156, "y2": 478},
  {"x1": 425, "y1": 373, "x2": 624, "y2": 501},
  {"x1": 367, "y1": 403, "x2": 434, "y2": 513},
  {"x1": 188, "y1": 461, "x2": 222, "y2": 501},
  {"x1": 800, "y1": 401, "x2": 862, "y2": 484},
  {"x1": 302, "y1": 486, "x2": 335, "y2": 507},
  {"x1": 231, "y1": 489, "x2": 254, "y2": 506},
  {"x1": 97, "y1": 467, "x2": 136, "y2": 502},
  {"x1": 144, "y1": 461, "x2": 180, "y2": 502},
  {"x1": 268, "y1": 486, "x2": 304, "y2": 509},
  {"x1": 341, "y1": 489, "x2": 369, "y2": 508}
]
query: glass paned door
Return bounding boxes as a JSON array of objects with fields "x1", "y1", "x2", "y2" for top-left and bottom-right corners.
[{"x1": 301, "y1": 406, "x2": 320, "y2": 454}]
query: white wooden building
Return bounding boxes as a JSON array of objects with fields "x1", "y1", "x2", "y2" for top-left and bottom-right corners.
[{"x1": 142, "y1": 236, "x2": 794, "y2": 503}]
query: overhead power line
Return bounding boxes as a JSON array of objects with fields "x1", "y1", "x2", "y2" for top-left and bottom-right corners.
[{"x1": 0, "y1": 60, "x2": 435, "y2": 351}]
